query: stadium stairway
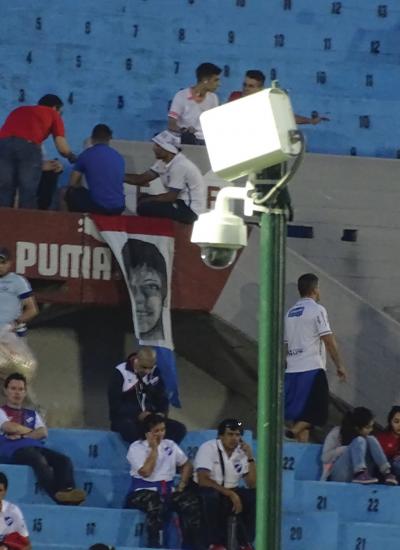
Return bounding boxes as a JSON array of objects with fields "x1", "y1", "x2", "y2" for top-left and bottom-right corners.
[{"x1": 3, "y1": 430, "x2": 400, "y2": 550}]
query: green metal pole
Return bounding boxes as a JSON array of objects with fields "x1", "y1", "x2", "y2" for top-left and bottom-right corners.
[{"x1": 256, "y1": 209, "x2": 286, "y2": 550}]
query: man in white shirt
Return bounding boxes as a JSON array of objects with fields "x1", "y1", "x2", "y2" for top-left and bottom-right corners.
[
  {"x1": 125, "y1": 131, "x2": 205, "y2": 224},
  {"x1": 194, "y1": 418, "x2": 256, "y2": 550},
  {"x1": 284, "y1": 273, "x2": 347, "y2": 442},
  {"x1": 125, "y1": 413, "x2": 202, "y2": 549},
  {"x1": 168, "y1": 62, "x2": 221, "y2": 145},
  {"x1": 0, "y1": 247, "x2": 38, "y2": 333},
  {"x1": 0, "y1": 472, "x2": 31, "y2": 550}
]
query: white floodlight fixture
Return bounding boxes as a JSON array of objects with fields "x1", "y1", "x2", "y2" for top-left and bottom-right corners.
[
  {"x1": 192, "y1": 86, "x2": 303, "y2": 269},
  {"x1": 199, "y1": 87, "x2": 300, "y2": 181}
]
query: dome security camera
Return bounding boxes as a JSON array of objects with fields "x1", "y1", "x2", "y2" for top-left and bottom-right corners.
[{"x1": 191, "y1": 209, "x2": 247, "y2": 270}]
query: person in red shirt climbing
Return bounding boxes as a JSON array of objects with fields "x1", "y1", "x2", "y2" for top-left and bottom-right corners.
[
  {"x1": 0, "y1": 94, "x2": 76, "y2": 209},
  {"x1": 376, "y1": 406, "x2": 400, "y2": 480}
]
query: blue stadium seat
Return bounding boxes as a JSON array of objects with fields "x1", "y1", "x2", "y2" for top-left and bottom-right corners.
[
  {"x1": 339, "y1": 521, "x2": 400, "y2": 550},
  {"x1": 282, "y1": 511, "x2": 338, "y2": 550},
  {"x1": 296, "y1": 480, "x2": 400, "y2": 524},
  {"x1": 46, "y1": 428, "x2": 253, "y2": 469},
  {"x1": 21, "y1": 504, "x2": 146, "y2": 547},
  {"x1": 282, "y1": 443, "x2": 322, "y2": 480}
]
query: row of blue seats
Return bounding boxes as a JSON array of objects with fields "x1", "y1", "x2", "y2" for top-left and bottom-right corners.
[
  {"x1": 19, "y1": 504, "x2": 400, "y2": 550},
  {"x1": 42, "y1": 428, "x2": 254, "y2": 470}
]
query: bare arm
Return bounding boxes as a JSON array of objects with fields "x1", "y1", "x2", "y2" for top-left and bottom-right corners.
[
  {"x1": 176, "y1": 461, "x2": 193, "y2": 491},
  {"x1": 68, "y1": 171, "x2": 83, "y2": 188},
  {"x1": 124, "y1": 171, "x2": 158, "y2": 187},
  {"x1": 53, "y1": 136, "x2": 75, "y2": 160},
  {"x1": 138, "y1": 442, "x2": 158, "y2": 477},
  {"x1": 295, "y1": 114, "x2": 330, "y2": 125},
  {"x1": 1, "y1": 421, "x2": 32, "y2": 435},
  {"x1": 321, "y1": 333, "x2": 347, "y2": 381},
  {"x1": 18, "y1": 296, "x2": 38, "y2": 324},
  {"x1": 27, "y1": 427, "x2": 48, "y2": 440},
  {"x1": 1, "y1": 422, "x2": 47, "y2": 439},
  {"x1": 168, "y1": 116, "x2": 181, "y2": 133},
  {"x1": 240, "y1": 441, "x2": 256, "y2": 488}
]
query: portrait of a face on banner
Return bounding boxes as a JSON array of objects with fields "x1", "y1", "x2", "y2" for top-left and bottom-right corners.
[{"x1": 121, "y1": 236, "x2": 172, "y2": 345}]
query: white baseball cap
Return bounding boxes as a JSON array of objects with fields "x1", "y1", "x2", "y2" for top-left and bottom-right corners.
[{"x1": 152, "y1": 131, "x2": 181, "y2": 154}]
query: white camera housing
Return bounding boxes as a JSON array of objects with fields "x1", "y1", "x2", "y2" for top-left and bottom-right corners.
[
  {"x1": 191, "y1": 208, "x2": 247, "y2": 269},
  {"x1": 200, "y1": 87, "x2": 299, "y2": 181}
]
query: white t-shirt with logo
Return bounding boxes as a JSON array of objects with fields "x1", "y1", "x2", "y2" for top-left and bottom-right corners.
[
  {"x1": 284, "y1": 297, "x2": 332, "y2": 374},
  {"x1": 127, "y1": 439, "x2": 187, "y2": 482},
  {"x1": 151, "y1": 153, "x2": 206, "y2": 215},
  {"x1": 168, "y1": 88, "x2": 219, "y2": 140},
  {"x1": 0, "y1": 272, "x2": 32, "y2": 329},
  {"x1": 0, "y1": 500, "x2": 29, "y2": 539},
  {"x1": 194, "y1": 439, "x2": 249, "y2": 489}
]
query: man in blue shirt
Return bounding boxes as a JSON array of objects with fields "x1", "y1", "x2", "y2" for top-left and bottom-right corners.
[{"x1": 65, "y1": 124, "x2": 125, "y2": 215}]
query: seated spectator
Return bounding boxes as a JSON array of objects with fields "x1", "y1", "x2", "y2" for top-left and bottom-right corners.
[
  {"x1": 108, "y1": 347, "x2": 186, "y2": 444},
  {"x1": 322, "y1": 407, "x2": 397, "y2": 485},
  {"x1": 0, "y1": 372, "x2": 86, "y2": 505},
  {"x1": 194, "y1": 418, "x2": 256, "y2": 550},
  {"x1": 0, "y1": 472, "x2": 31, "y2": 550},
  {"x1": 65, "y1": 124, "x2": 125, "y2": 215},
  {"x1": 0, "y1": 247, "x2": 38, "y2": 333},
  {"x1": 228, "y1": 69, "x2": 329, "y2": 125},
  {"x1": 0, "y1": 94, "x2": 75, "y2": 209},
  {"x1": 37, "y1": 158, "x2": 64, "y2": 210},
  {"x1": 168, "y1": 62, "x2": 221, "y2": 145},
  {"x1": 376, "y1": 405, "x2": 400, "y2": 480},
  {"x1": 125, "y1": 131, "x2": 205, "y2": 224},
  {"x1": 125, "y1": 413, "x2": 202, "y2": 549}
]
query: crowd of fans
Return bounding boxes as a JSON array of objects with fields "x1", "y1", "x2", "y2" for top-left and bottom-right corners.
[
  {"x1": 0, "y1": 62, "x2": 328, "y2": 224},
  {"x1": 0, "y1": 245, "x2": 255, "y2": 549},
  {"x1": 0, "y1": 60, "x2": 390, "y2": 550}
]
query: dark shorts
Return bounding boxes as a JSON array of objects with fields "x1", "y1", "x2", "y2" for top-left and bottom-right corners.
[{"x1": 285, "y1": 369, "x2": 329, "y2": 427}]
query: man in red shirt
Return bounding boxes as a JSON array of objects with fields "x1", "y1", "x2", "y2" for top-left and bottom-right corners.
[{"x1": 0, "y1": 94, "x2": 75, "y2": 209}]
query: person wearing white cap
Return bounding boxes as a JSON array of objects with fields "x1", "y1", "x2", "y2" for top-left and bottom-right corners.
[{"x1": 125, "y1": 131, "x2": 205, "y2": 224}]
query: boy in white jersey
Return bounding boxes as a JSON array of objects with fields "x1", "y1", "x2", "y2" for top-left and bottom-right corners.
[
  {"x1": 284, "y1": 273, "x2": 347, "y2": 442},
  {"x1": 0, "y1": 471, "x2": 31, "y2": 550}
]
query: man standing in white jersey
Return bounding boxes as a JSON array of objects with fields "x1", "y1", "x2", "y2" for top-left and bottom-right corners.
[{"x1": 284, "y1": 273, "x2": 347, "y2": 442}]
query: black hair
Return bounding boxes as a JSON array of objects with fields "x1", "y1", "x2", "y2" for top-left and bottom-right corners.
[
  {"x1": 297, "y1": 273, "x2": 319, "y2": 297},
  {"x1": 4, "y1": 372, "x2": 27, "y2": 389},
  {"x1": 0, "y1": 472, "x2": 8, "y2": 490},
  {"x1": 141, "y1": 413, "x2": 166, "y2": 438},
  {"x1": 121, "y1": 238, "x2": 168, "y2": 301},
  {"x1": 91, "y1": 124, "x2": 113, "y2": 141},
  {"x1": 88, "y1": 545, "x2": 116, "y2": 550},
  {"x1": 340, "y1": 407, "x2": 374, "y2": 446},
  {"x1": 386, "y1": 406, "x2": 400, "y2": 431},
  {"x1": 245, "y1": 70, "x2": 265, "y2": 85},
  {"x1": 196, "y1": 62, "x2": 222, "y2": 82},
  {"x1": 38, "y1": 94, "x2": 63, "y2": 109},
  {"x1": 217, "y1": 418, "x2": 244, "y2": 436}
]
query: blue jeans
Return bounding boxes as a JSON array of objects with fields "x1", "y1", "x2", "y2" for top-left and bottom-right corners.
[
  {"x1": 0, "y1": 137, "x2": 42, "y2": 208},
  {"x1": 329, "y1": 435, "x2": 390, "y2": 482}
]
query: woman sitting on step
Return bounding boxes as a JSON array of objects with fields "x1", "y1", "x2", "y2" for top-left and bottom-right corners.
[
  {"x1": 376, "y1": 405, "x2": 400, "y2": 480},
  {"x1": 321, "y1": 406, "x2": 398, "y2": 485}
]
